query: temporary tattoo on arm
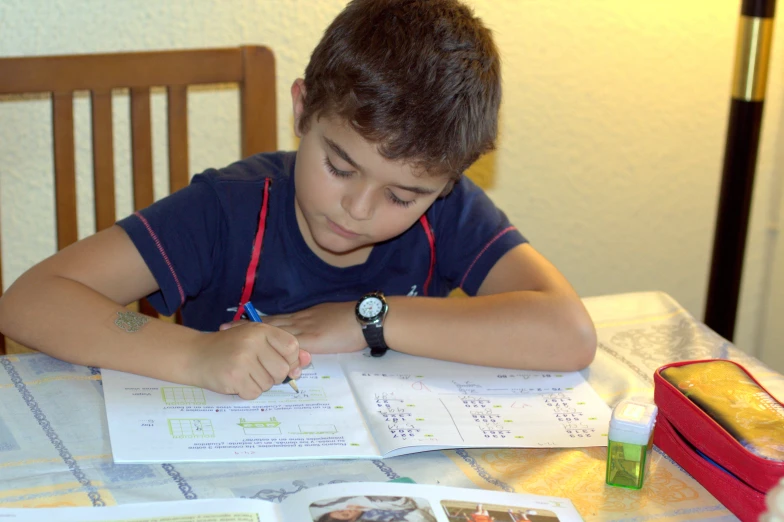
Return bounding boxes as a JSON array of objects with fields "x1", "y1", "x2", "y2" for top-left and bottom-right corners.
[{"x1": 115, "y1": 311, "x2": 150, "y2": 333}]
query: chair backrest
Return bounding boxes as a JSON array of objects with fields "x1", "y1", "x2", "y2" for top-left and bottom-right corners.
[{"x1": 0, "y1": 45, "x2": 278, "y2": 354}]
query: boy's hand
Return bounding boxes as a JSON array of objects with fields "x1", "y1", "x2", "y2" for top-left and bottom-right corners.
[
  {"x1": 191, "y1": 322, "x2": 310, "y2": 399},
  {"x1": 219, "y1": 302, "x2": 365, "y2": 354}
]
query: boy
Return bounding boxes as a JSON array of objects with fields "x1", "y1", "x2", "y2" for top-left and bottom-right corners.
[{"x1": 0, "y1": 0, "x2": 596, "y2": 400}]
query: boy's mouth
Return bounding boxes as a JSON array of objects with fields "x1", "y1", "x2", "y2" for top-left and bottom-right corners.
[{"x1": 326, "y1": 218, "x2": 360, "y2": 239}]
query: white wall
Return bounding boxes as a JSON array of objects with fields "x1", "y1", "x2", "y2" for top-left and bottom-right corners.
[
  {"x1": 760, "y1": 157, "x2": 784, "y2": 370},
  {"x1": 1, "y1": 0, "x2": 782, "y2": 369}
]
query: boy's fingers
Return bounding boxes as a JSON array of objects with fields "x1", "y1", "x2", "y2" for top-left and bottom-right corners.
[
  {"x1": 256, "y1": 347, "x2": 294, "y2": 384},
  {"x1": 264, "y1": 327, "x2": 300, "y2": 366},
  {"x1": 286, "y1": 350, "x2": 311, "y2": 379},
  {"x1": 236, "y1": 377, "x2": 263, "y2": 400},
  {"x1": 287, "y1": 349, "x2": 311, "y2": 376},
  {"x1": 248, "y1": 363, "x2": 277, "y2": 392}
]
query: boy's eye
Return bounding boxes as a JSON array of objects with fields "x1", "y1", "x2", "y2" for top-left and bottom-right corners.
[
  {"x1": 323, "y1": 157, "x2": 352, "y2": 178},
  {"x1": 387, "y1": 190, "x2": 414, "y2": 208},
  {"x1": 324, "y1": 155, "x2": 414, "y2": 208}
]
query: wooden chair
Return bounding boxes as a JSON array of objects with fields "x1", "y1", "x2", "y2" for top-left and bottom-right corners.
[{"x1": 0, "y1": 45, "x2": 278, "y2": 354}]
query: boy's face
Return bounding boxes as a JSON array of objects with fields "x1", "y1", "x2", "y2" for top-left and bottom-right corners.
[{"x1": 291, "y1": 80, "x2": 450, "y2": 266}]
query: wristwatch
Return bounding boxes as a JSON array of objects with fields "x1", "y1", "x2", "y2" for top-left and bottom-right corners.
[{"x1": 355, "y1": 291, "x2": 389, "y2": 357}]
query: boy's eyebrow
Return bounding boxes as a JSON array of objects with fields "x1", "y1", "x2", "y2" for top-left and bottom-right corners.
[
  {"x1": 325, "y1": 138, "x2": 361, "y2": 170},
  {"x1": 324, "y1": 137, "x2": 437, "y2": 195},
  {"x1": 391, "y1": 183, "x2": 437, "y2": 195}
]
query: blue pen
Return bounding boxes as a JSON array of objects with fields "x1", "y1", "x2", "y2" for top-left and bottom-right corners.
[{"x1": 242, "y1": 302, "x2": 299, "y2": 393}]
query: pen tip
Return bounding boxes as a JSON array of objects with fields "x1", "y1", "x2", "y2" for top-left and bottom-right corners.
[{"x1": 290, "y1": 380, "x2": 299, "y2": 393}]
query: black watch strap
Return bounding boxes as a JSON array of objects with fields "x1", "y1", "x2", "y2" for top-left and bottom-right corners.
[{"x1": 363, "y1": 324, "x2": 389, "y2": 357}]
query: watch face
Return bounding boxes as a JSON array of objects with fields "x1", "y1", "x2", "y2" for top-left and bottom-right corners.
[{"x1": 358, "y1": 297, "x2": 384, "y2": 319}]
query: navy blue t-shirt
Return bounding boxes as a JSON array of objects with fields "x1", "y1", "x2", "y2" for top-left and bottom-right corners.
[{"x1": 117, "y1": 151, "x2": 526, "y2": 331}]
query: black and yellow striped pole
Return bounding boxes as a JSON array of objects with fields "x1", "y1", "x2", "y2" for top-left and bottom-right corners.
[{"x1": 705, "y1": 0, "x2": 776, "y2": 341}]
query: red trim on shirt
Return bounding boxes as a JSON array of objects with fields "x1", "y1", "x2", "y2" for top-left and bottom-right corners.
[
  {"x1": 234, "y1": 178, "x2": 271, "y2": 321},
  {"x1": 134, "y1": 211, "x2": 186, "y2": 305},
  {"x1": 419, "y1": 215, "x2": 435, "y2": 296},
  {"x1": 459, "y1": 226, "x2": 517, "y2": 290}
]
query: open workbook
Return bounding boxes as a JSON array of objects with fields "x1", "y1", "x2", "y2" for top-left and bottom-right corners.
[
  {"x1": 102, "y1": 350, "x2": 611, "y2": 462},
  {"x1": 0, "y1": 482, "x2": 584, "y2": 522}
]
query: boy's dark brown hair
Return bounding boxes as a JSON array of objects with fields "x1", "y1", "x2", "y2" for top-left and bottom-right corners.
[{"x1": 300, "y1": 0, "x2": 501, "y2": 180}]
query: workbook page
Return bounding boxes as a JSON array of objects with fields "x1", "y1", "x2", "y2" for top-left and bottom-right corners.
[
  {"x1": 339, "y1": 351, "x2": 612, "y2": 456},
  {"x1": 102, "y1": 355, "x2": 380, "y2": 462}
]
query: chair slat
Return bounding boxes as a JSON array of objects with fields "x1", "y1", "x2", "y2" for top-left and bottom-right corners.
[
  {"x1": 130, "y1": 88, "x2": 158, "y2": 320},
  {"x1": 91, "y1": 90, "x2": 116, "y2": 231},
  {"x1": 52, "y1": 92, "x2": 78, "y2": 250},
  {"x1": 0, "y1": 48, "x2": 244, "y2": 95},
  {"x1": 240, "y1": 46, "x2": 277, "y2": 157},
  {"x1": 130, "y1": 87, "x2": 154, "y2": 211},
  {"x1": 167, "y1": 85, "x2": 189, "y2": 192}
]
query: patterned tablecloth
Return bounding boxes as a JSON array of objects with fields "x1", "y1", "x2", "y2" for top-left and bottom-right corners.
[{"x1": 1, "y1": 291, "x2": 781, "y2": 520}]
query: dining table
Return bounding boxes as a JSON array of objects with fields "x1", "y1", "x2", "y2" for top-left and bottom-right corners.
[{"x1": 1, "y1": 290, "x2": 780, "y2": 521}]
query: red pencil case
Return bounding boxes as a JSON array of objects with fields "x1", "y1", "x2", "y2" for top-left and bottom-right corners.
[{"x1": 653, "y1": 359, "x2": 784, "y2": 522}]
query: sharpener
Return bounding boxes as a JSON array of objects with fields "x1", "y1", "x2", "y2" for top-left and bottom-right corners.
[{"x1": 606, "y1": 399, "x2": 658, "y2": 489}]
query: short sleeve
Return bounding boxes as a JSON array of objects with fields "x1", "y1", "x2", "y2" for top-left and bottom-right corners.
[
  {"x1": 116, "y1": 174, "x2": 225, "y2": 315},
  {"x1": 431, "y1": 178, "x2": 527, "y2": 295}
]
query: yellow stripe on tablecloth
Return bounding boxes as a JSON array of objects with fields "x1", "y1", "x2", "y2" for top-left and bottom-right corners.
[
  {"x1": 445, "y1": 447, "x2": 733, "y2": 521},
  {"x1": 593, "y1": 309, "x2": 687, "y2": 329},
  {"x1": 0, "y1": 454, "x2": 111, "y2": 469},
  {"x1": 0, "y1": 481, "x2": 117, "y2": 507},
  {"x1": 0, "y1": 374, "x2": 101, "y2": 389}
]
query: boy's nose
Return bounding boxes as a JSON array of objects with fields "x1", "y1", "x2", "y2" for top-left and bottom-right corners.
[{"x1": 341, "y1": 184, "x2": 375, "y2": 221}]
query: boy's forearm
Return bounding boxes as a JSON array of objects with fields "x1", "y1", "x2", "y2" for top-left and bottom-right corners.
[
  {"x1": 383, "y1": 292, "x2": 597, "y2": 371},
  {"x1": 0, "y1": 272, "x2": 202, "y2": 384}
]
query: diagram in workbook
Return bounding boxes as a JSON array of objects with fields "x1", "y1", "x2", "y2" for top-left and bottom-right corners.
[
  {"x1": 168, "y1": 418, "x2": 215, "y2": 438},
  {"x1": 161, "y1": 386, "x2": 206, "y2": 405},
  {"x1": 238, "y1": 417, "x2": 282, "y2": 435},
  {"x1": 235, "y1": 417, "x2": 339, "y2": 436}
]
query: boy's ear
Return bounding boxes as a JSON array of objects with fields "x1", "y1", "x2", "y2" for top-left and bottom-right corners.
[
  {"x1": 291, "y1": 78, "x2": 307, "y2": 138},
  {"x1": 439, "y1": 179, "x2": 456, "y2": 197}
]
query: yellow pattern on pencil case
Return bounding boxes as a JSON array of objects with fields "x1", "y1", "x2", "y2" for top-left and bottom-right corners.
[{"x1": 661, "y1": 361, "x2": 784, "y2": 461}]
